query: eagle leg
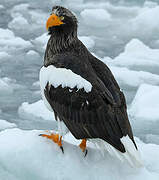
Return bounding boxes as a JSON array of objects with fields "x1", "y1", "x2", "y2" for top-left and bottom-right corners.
[
  {"x1": 79, "y1": 139, "x2": 87, "y2": 157},
  {"x1": 39, "y1": 133, "x2": 64, "y2": 153}
]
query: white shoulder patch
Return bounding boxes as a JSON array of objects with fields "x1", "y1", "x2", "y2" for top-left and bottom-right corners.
[{"x1": 40, "y1": 65, "x2": 92, "y2": 93}]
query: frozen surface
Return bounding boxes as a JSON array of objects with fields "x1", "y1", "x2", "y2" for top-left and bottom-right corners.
[
  {"x1": 0, "y1": 28, "x2": 33, "y2": 53},
  {"x1": 129, "y1": 84, "x2": 159, "y2": 135},
  {"x1": 104, "y1": 39, "x2": 159, "y2": 73},
  {"x1": 0, "y1": 119, "x2": 17, "y2": 131},
  {"x1": 80, "y1": 9, "x2": 111, "y2": 27},
  {"x1": 129, "y1": 84, "x2": 159, "y2": 122},
  {"x1": 0, "y1": 128, "x2": 159, "y2": 180},
  {"x1": 78, "y1": 36, "x2": 95, "y2": 49},
  {"x1": 18, "y1": 100, "x2": 54, "y2": 122},
  {"x1": 1, "y1": 0, "x2": 159, "y2": 178}
]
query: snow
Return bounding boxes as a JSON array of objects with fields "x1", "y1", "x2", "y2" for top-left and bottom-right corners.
[
  {"x1": 33, "y1": 34, "x2": 95, "y2": 53},
  {"x1": 0, "y1": 119, "x2": 17, "y2": 131},
  {"x1": 129, "y1": 84, "x2": 159, "y2": 122},
  {"x1": 1, "y1": 0, "x2": 159, "y2": 178},
  {"x1": 32, "y1": 33, "x2": 49, "y2": 53},
  {"x1": 0, "y1": 77, "x2": 14, "y2": 95},
  {"x1": 80, "y1": 9, "x2": 111, "y2": 27},
  {"x1": 18, "y1": 100, "x2": 55, "y2": 122},
  {"x1": 0, "y1": 28, "x2": 33, "y2": 53},
  {"x1": 0, "y1": 5, "x2": 4, "y2": 9},
  {"x1": 79, "y1": 36, "x2": 95, "y2": 49},
  {"x1": 109, "y1": 66, "x2": 159, "y2": 89},
  {"x1": 104, "y1": 39, "x2": 159, "y2": 73},
  {"x1": 0, "y1": 128, "x2": 159, "y2": 180},
  {"x1": 129, "y1": 84, "x2": 159, "y2": 135},
  {"x1": 8, "y1": 15, "x2": 29, "y2": 31},
  {"x1": 131, "y1": 6, "x2": 159, "y2": 36},
  {"x1": 40, "y1": 65, "x2": 92, "y2": 93}
]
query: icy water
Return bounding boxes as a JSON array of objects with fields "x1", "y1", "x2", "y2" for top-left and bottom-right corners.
[{"x1": 0, "y1": 0, "x2": 159, "y2": 140}]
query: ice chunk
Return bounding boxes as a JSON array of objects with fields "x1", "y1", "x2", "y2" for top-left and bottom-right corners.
[
  {"x1": 8, "y1": 3, "x2": 48, "y2": 38},
  {"x1": 0, "y1": 119, "x2": 17, "y2": 131},
  {"x1": 0, "y1": 52, "x2": 11, "y2": 63},
  {"x1": 144, "y1": 1, "x2": 158, "y2": 8},
  {"x1": 129, "y1": 84, "x2": 159, "y2": 134},
  {"x1": 32, "y1": 33, "x2": 49, "y2": 53},
  {"x1": 131, "y1": 6, "x2": 159, "y2": 36},
  {"x1": 0, "y1": 5, "x2": 4, "y2": 9},
  {"x1": 79, "y1": 36, "x2": 95, "y2": 49},
  {"x1": 109, "y1": 66, "x2": 159, "y2": 89},
  {"x1": 105, "y1": 39, "x2": 159, "y2": 74},
  {"x1": 142, "y1": 134, "x2": 159, "y2": 145},
  {"x1": 0, "y1": 77, "x2": 22, "y2": 96},
  {"x1": 18, "y1": 100, "x2": 55, "y2": 122},
  {"x1": 0, "y1": 28, "x2": 33, "y2": 53},
  {"x1": 129, "y1": 84, "x2": 159, "y2": 122},
  {"x1": 80, "y1": 9, "x2": 111, "y2": 27},
  {"x1": 0, "y1": 78, "x2": 14, "y2": 95},
  {"x1": 0, "y1": 128, "x2": 159, "y2": 180},
  {"x1": 32, "y1": 81, "x2": 40, "y2": 88},
  {"x1": 8, "y1": 15, "x2": 29, "y2": 31}
]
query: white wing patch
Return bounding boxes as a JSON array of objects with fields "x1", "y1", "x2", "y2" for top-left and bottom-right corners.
[{"x1": 40, "y1": 65, "x2": 92, "y2": 93}]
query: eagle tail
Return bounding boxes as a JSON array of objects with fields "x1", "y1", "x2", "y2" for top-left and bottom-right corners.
[{"x1": 90, "y1": 136, "x2": 143, "y2": 168}]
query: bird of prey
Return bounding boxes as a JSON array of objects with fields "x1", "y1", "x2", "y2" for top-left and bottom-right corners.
[{"x1": 40, "y1": 6, "x2": 142, "y2": 166}]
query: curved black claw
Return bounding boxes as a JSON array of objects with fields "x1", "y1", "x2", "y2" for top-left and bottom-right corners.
[
  {"x1": 60, "y1": 146, "x2": 64, "y2": 154},
  {"x1": 84, "y1": 149, "x2": 88, "y2": 157}
]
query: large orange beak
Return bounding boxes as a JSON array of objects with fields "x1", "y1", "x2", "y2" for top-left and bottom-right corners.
[{"x1": 46, "y1": 14, "x2": 64, "y2": 30}]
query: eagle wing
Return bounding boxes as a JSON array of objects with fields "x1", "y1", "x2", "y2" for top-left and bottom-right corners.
[{"x1": 40, "y1": 54, "x2": 137, "y2": 153}]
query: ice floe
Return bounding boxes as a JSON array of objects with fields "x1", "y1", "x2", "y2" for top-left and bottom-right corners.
[
  {"x1": 0, "y1": 128, "x2": 158, "y2": 180},
  {"x1": 18, "y1": 100, "x2": 55, "y2": 122},
  {"x1": 0, "y1": 119, "x2": 17, "y2": 131}
]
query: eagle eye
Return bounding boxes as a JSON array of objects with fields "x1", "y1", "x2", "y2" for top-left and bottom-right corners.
[{"x1": 59, "y1": 16, "x2": 64, "y2": 20}]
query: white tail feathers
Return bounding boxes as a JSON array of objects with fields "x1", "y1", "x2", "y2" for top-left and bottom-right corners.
[
  {"x1": 90, "y1": 135, "x2": 143, "y2": 168},
  {"x1": 121, "y1": 135, "x2": 143, "y2": 167}
]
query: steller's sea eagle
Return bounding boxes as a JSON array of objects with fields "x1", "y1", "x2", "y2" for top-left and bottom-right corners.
[{"x1": 39, "y1": 6, "x2": 142, "y2": 167}]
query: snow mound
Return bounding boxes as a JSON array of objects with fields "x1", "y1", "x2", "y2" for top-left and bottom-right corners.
[
  {"x1": 80, "y1": 9, "x2": 111, "y2": 27},
  {"x1": 131, "y1": 6, "x2": 159, "y2": 36},
  {"x1": 129, "y1": 84, "x2": 159, "y2": 134},
  {"x1": 109, "y1": 66, "x2": 159, "y2": 89},
  {"x1": 0, "y1": 119, "x2": 17, "y2": 131},
  {"x1": 0, "y1": 78, "x2": 14, "y2": 95},
  {"x1": 8, "y1": 3, "x2": 48, "y2": 38},
  {"x1": 0, "y1": 128, "x2": 159, "y2": 180},
  {"x1": 18, "y1": 100, "x2": 55, "y2": 122},
  {"x1": 0, "y1": 5, "x2": 4, "y2": 9},
  {"x1": 8, "y1": 15, "x2": 29, "y2": 31},
  {"x1": 32, "y1": 33, "x2": 49, "y2": 53},
  {"x1": 105, "y1": 39, "x2": 159, "y2": 74},
  {"x1": 0, "y1": 77, "x2": 22, "y2": 96},
  {"x1": 129, "y1": 84, "x2": 159, "y2": 122},
  {"x1": 0, "y1": 28, "x2": 33, "y2": 53}
]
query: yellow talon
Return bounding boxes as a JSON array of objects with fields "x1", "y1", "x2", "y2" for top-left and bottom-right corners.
[{"x1": 40, "y1": 133, "x2": 62, "y2": 147}]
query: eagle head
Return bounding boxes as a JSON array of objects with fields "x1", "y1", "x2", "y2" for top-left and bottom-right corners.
[{"x1": 46, "y1": 6, "x2": 78, "y2": 36}]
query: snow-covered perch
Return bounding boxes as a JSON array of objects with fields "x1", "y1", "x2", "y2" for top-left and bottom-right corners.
[{"x1": 0, "y1": 128, "x2": 159, "y2": 180}]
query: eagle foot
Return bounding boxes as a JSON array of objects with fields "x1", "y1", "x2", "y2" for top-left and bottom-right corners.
[
  {"x1": 79, "y1": 139, "x2": 87, "y2": 157},
  {"x1": 39, "y1": 133, "x2": 64, "y2": 152}
]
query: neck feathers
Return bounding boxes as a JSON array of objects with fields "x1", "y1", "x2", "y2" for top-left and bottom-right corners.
[{"x1": 44, "y1": 31, "x2": 77, "y2": 66}]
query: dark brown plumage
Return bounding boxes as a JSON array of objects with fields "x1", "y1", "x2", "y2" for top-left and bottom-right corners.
[{"x1": 42, "y1": 6, "x2": 137, "y2": 153}]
